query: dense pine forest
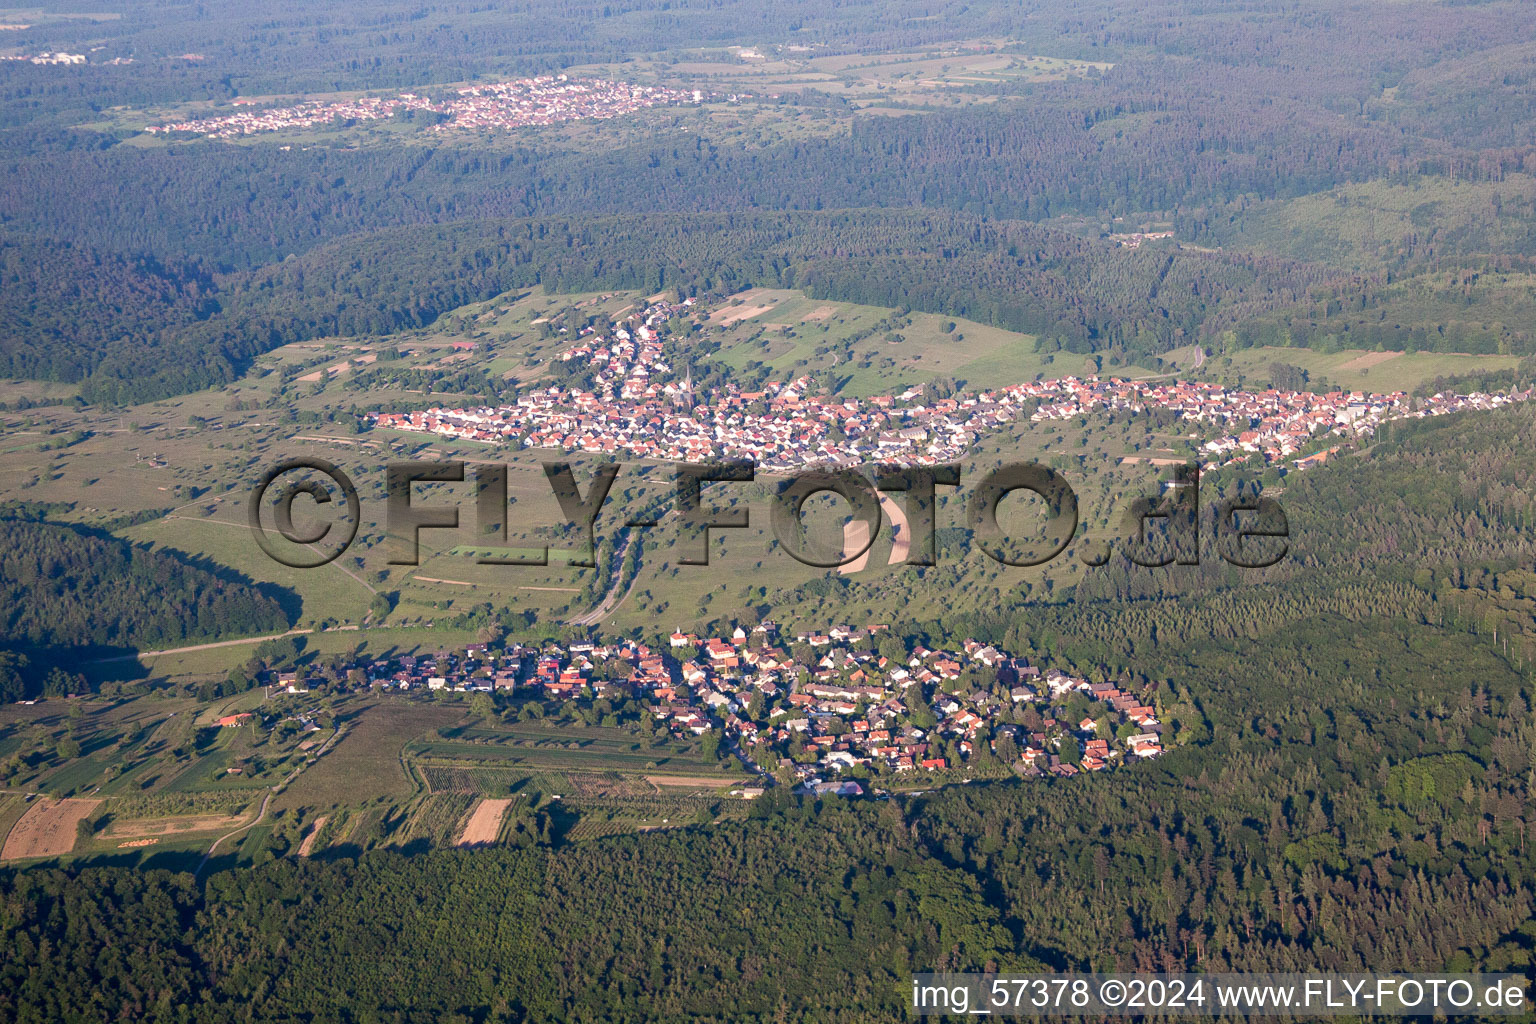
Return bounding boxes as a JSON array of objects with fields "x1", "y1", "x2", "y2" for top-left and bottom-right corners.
[{"x1": 0, "y1": 512, "x2": 292, "y2": 699}]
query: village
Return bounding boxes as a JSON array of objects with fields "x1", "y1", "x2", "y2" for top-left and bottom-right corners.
[
  {"x1": 262, "y1": 623, "x2": 1168, "y2": 796},
  {"x1": 0, "y1": 50, "x2": 87, "y2": 64},
  {"x1": 148, "y1": 75, "x2": 711, "y2": 138},
  {"x1": 370, "y1": 296, "x2": 1532, "y2": 473}
]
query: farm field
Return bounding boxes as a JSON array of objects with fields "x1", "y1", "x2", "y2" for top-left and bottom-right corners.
[
  {"x1": 391, "y1": 792, "x2": 478, "y2": 846},
  {"x1": 0, "y1": 685, "x2": 756, "y2": 864},
  {"x1": 456, "y1": 798, "x2": 511, "y2": 846},
  {"x1": 0, "y1": 794, "x2": 30, "y2": 853},
  {"x1": 101, "y1": 811, "x2": 251, "y2": 840},
  {"x1": 274, "y1": 699, "x2": 461, "y2": 811},
  {"x1": 412, "y1": 736, "x2": 721, "y2": 776},
  {"x1": 569, "y1": 39, "x2": 1111, "y2": 115},
  {"x1": 646, "y1": 774, "x2": 750, "y2": 791},
  {"x1": 1, "y1": 797, "x2": 99, "y2": 861},
  {"x1": 296, "y1": 815, "x2": 328, "y2": 856}
]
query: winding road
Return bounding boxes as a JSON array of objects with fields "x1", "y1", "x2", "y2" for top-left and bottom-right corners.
[{"x1": 194, "y1": 724, "x2": 343, "y2": 876}]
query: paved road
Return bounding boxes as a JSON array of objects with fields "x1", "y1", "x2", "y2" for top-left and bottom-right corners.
[
  {"x1": 572, "y1": 506, "x2": 675, "y2": 627},
  {"x1": 572, "y1": 532, "x2": 640, "y2": 626}
]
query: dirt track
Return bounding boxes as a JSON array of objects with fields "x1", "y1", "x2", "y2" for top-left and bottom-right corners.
[
  {"x1": 89, "y1": 629, "x2": 313, "y2": 664},
  {"x1": 839, "y1": 517, "x2": 874, "y2": 574},
  {"x1": 1337, "y1": 350, "x2": 1402, "y2": 372},
  {"x1": 1, "y1": 798, "x2": 100, "y2": 861},
  {"x1": 840, "y1": 495, "x2": 909, "y2": 573}
]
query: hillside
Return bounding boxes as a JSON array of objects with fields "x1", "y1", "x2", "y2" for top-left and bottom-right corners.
[{"x1": 0, "y1": 515, "x2": 291, "y2": 698}]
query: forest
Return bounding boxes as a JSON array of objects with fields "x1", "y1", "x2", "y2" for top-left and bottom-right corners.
[
  {"x1": 4, "y1": 0, "x2": 1536, "y2": 401},
  {"x1": 0, "y1": 209, "x2": 1359, "y2": 403},
  {"x1": 0, "y1": 510, "x2": 292, "y2": 699}
]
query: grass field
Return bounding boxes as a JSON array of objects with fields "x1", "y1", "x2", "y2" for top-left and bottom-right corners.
[
  {"x1": 455, "y1": 797, "x2": 512, "y2": 845},
  {"x1": 122, "y1": 513, "x2": 376, "y2": 627},
  {"x1": 0, "y1": 683, "x2": 1006, "y2": 860},
  {"x1": 0, "y1": 795, "x2": 30, "y2": 855},
  {"x1": 393, "y1": 792, "x2": 477, "y2": 846},
  {"x1": 274, "y1": 699, "x2": 461, "y2": 811},
  {"x1": 1213, "y1": 346, "x2": 1522, "y2": 394},
  {"x1": 700, "y1": 287, "x2": 1128, "y2": 395}
]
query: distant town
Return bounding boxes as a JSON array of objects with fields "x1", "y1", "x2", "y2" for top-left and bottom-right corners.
[
  {"x1": 1, "y1": 51, "x2": 88, "y2": 65},
  {"x1": 371, "y1": 296, "x2": 1532, "y2": 473},
  {"x1": 148, "y1": 75, "x2": 716, "y2": 138},
  {"x1": 266, "y1": 623, "x2": 1166, "y2": 795}
]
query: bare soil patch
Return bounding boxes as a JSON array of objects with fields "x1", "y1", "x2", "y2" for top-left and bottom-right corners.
[
  {"x1": 801, "y1": 305, "x2": 838, "y2": 321},
  {"x1": 714, "y1": 304, "x2": 774, "y2": 325},
  {"x1": 839, "y1": 517, "x2": 873, "y2": 574},
  {"x1": 297, "y1": 815, "x2": 328, "y2": 856},
  {"x1": 456, "y1": 798, "x2": 511, "y2": 846},
  {"x1": 104, "y1": 812, "x2": 251, "y2": 839},
  {"x1": 646, "y1": 775, "x2": 743, "y2": 789},
  {"x1": 2, "y1": 798, "x2": 100, "y2": 860},
  {"x1": 883, "y1": 494, "x2": 911, "y2": 565}
]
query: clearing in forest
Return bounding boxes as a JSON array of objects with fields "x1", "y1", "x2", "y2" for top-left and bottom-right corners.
[{"x1": 1336, "y1": 350, "x2": 1402, "y2": 372}]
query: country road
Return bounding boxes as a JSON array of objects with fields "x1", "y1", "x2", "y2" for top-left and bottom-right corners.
[
  {"x1": 89, "y1": 629, "x2": 315, "y2": 664},
  {"x1": 196, "y1": 791, "x2": 273, "y2": 875},
  {"x1": 571, "y1": 506, "x2": 675, "y2": 627},
  {"x1": 194, "y1": 724, "x2": 343, "y2": 876},
  {"x1": 571, "y1": 531, "x2": 640, "y2": 626}
]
